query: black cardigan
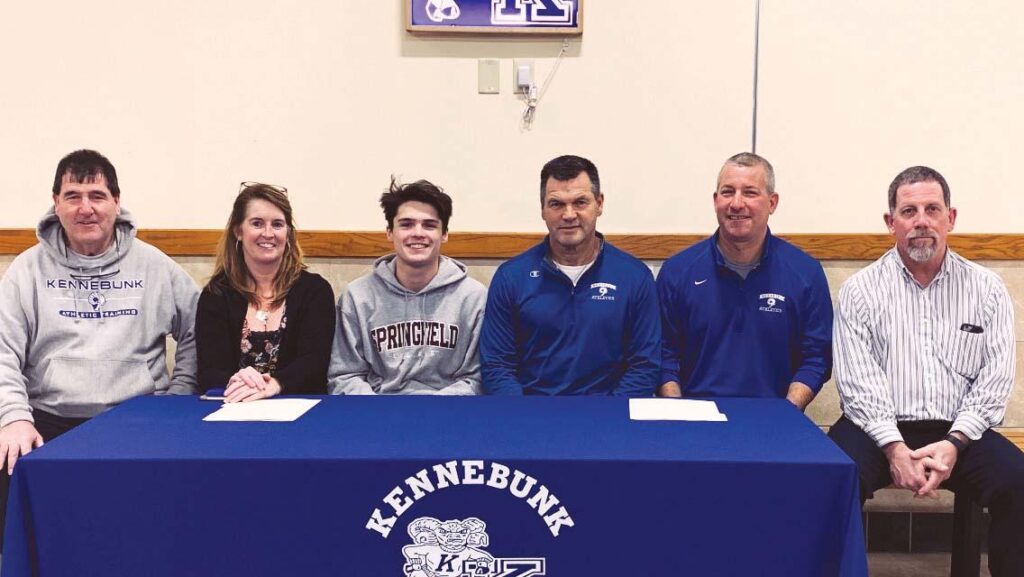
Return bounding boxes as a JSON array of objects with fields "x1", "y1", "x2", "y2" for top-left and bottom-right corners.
[{"x1": 195, "y1": 270, "x2": 335, "y2": 394}]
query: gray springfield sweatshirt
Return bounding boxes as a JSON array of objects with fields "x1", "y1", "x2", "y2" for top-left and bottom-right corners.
[
  {"x1": 0, "y1": 208, "x2": 199, "y2": 427},
  {"x1": 328, "y1": 255, "x2": 487, "y2": 395}
]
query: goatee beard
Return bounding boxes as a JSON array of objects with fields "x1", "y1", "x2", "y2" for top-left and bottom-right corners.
[{"x1": 907, "y1": 244, "x2": 935, "y2": 263}]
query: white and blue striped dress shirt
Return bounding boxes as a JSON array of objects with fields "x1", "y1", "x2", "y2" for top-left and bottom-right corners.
[{"x1": 834, "y1": 248, "x2": 1016, "y2": 447}]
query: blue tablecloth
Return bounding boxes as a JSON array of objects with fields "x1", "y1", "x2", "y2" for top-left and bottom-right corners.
[{"x1": 3, "y1": 396, "x2": 867, "y2": 576}]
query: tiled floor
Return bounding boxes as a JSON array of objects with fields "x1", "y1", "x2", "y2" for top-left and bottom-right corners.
[{"x1": 868, "y1": 552, "x2": 990, "y2": 577}]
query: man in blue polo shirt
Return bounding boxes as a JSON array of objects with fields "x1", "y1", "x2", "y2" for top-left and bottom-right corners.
[
  {"x1": 656, "y1": 153, "x2": 832, "y2": 409},
  {"x1": 480, "y1": 155, "x2": 660, "y2": 396}
]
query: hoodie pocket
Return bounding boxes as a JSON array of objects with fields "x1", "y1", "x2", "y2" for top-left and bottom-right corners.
[{"x1": 42, "y1": 357, "x2": 157, "y2": 416}]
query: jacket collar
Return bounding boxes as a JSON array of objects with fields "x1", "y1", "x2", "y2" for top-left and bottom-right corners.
[{"x1": 710, "y1": 227, "x2": 774, "y2": 269}]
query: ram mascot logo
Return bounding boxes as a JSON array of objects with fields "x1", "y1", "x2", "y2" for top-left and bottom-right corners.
[{"x1": 403, "y1": 517, "x2": 494, "y2": 576}]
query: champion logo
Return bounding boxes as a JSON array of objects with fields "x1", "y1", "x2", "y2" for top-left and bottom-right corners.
[
  {"x1": 758, "y1": 292, "x2": 786, "y2": 314},
  {"x1": 529, "y1": 270, "x2": 541, "y2": 278},
  {"x1": 590, "y1": 282, "x2": 617, "y2": 301}
]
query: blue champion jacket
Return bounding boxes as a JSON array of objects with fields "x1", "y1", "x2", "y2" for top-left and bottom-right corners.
[
  {"x1": 481, "y1": 236, "x2": 660, "y2": 396},
  {"x1": 656, "y1": 230, "x2": 833, "y2": 398}
]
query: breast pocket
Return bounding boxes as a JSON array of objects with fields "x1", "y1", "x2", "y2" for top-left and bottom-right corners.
[{"x1": 940, "y1": 323, "x2": 985, "y2": 380}]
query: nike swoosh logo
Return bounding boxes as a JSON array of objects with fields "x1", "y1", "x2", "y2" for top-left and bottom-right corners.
[{"x1": 694, "y1": 279, "x2": 708, "y2": 285}]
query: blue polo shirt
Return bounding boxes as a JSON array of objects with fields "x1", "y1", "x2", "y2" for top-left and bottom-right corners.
[
  {"x1": 656, "y1": 230, "x2": 832, "y2": 398},
  {"x1": 481, "y1": 236, "x2": 660, "y2": 396}
]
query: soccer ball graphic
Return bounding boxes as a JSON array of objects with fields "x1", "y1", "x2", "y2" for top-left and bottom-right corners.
[
  {"x1": 89, "y1": 292, "x2": 106, "y2": 310},
  {"x1": 425, "y1": 0, "x2": 460, "y2": 23}
]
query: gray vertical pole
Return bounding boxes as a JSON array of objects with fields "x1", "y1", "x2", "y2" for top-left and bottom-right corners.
[{"x1": 752, "y1": 0, "x2": 761, "y2": 153}]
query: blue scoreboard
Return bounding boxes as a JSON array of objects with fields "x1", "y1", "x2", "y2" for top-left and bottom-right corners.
[{"x1": 408, "y1": 0, "x2": 583, "y2": 34}]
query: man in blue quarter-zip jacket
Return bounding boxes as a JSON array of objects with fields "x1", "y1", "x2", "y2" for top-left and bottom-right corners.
[
  {"x1": 656, "y1": 153, "x2": 832, "y2": 409},
  {"x1": 480, "y1": 155, "x2": 660, "y2": 396}
]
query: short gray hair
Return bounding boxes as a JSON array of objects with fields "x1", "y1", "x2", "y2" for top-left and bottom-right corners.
[{"x1": 719, "y1": 152, "x2": 775, "y2": 194}]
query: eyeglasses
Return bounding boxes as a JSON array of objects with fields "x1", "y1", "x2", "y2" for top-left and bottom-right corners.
[{"x1": 239, "y1": 181, "x2": 288, "y2": 196}]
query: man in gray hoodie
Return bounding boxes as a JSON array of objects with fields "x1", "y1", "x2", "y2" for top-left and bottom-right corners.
[
  {"x1": 0, "y1": 150, "x2": 199, "y2": 543},
  {"x1": 328, "y1": 178, "x2": 486, "y2": 395}
]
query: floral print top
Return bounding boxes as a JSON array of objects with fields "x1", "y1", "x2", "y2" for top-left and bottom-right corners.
[{"x1": 240, "y1": 307, "x2": 288, "y2": 375}]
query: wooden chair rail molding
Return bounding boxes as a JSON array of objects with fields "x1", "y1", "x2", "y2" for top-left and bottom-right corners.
[
  {"x1": 1004, "y1": 429, "x2": 1024, "y2": 452},
  {"x1": 2, "y1": 229, "x2": 1024, "y2": 260}
]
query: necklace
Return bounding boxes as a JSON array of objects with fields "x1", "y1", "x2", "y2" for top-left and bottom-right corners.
[{"x1": 255, "y1": 293, "x2": 274, "y2": 326}]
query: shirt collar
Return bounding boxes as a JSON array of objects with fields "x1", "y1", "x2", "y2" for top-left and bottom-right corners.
[
  {"x1": 891, "y1": 247, "x2": 952, "y2": 288},
  {"x1": 543, "y1": 231, "x2": 605, "y2": 267},
  {"x1": 711, "y1": 227, "x2": 773, "y2": 268}
]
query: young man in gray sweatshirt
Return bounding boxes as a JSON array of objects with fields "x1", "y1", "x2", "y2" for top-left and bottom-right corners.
[
  {"x1": 327, "y1": 178, "x2": 486, "y2": 395},
  {"x1": 0, "y1": 150, "x2": 199, "y2": 545}
]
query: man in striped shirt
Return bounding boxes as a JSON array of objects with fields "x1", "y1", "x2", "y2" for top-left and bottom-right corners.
[{"x1": 829, "y1": 166, "x2": 1023, "y2": 576}]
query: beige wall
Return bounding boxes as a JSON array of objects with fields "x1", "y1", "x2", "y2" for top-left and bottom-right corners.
[
  {"x1": 4, "y1": 2, "x2": 1023, "y2": 233},
  {"x1": 758, "y1": 1, "x2": 1024, "y2": 234},
  {"x1": 3, "y1": 3, "x2": 1021, "y2": 420}
]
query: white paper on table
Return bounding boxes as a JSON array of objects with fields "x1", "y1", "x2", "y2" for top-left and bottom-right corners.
[
  {"x1": 628, "y1": 398, "x2": 728, "y2": 422},
  {"x1": 203, "y1": 398, "x2": 321, "y2": 422}
]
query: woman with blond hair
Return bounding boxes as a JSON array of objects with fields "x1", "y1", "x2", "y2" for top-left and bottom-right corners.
[{"x1": 196, "y1": 182, "x2": 334, "y2": 401}]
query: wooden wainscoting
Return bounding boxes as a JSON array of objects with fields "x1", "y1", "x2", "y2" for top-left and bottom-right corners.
[
  {"x1": 3, "y1": 229, "x2": 1024, "y2": 260},
  {"x1": 1003, "y1": 428, "x2": 1024, "y2": 452}
]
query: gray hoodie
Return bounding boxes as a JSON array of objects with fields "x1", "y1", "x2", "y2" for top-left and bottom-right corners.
[
  {"x1": 0, "y1": 208, "x2": 199, "y2": 427},
  {"x1": 328, "y1": 255, "x2": 486, "y2": 395}
]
